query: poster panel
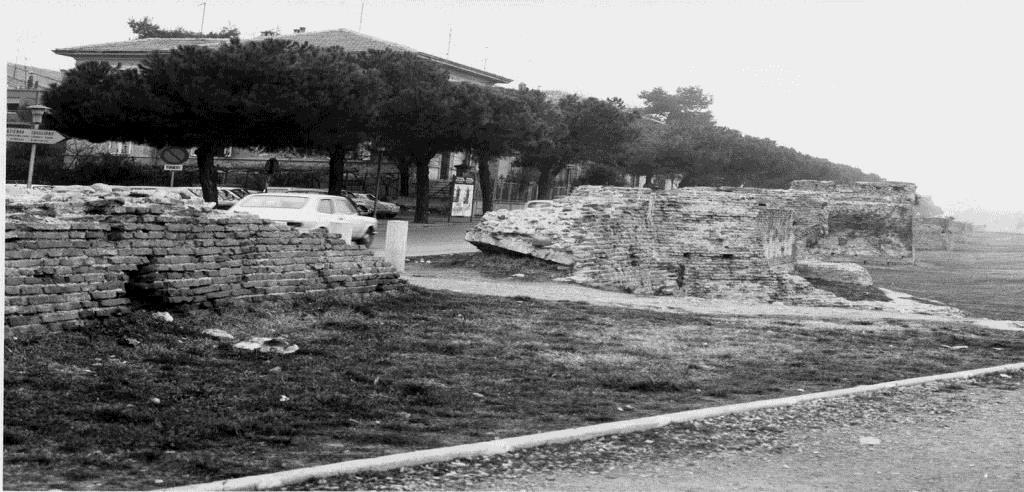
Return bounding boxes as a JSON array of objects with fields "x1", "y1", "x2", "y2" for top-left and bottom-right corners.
[{"x1": 451, "y1": 180, "x2": 475, "y2": 217}]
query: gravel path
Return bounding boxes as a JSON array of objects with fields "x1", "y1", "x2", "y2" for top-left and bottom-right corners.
[
  {"x1": 403, "y1": 265, "x2": 986, "y2": 326},
  {"x1": 293, "y1": 373, "x2": 1024, "y2": 491}
]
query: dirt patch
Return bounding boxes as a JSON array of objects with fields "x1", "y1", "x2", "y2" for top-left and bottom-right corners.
[
  {"x1": 409, "y1": 252, "x2": 569, "y2": 282},
  {"x1": 805, "y1": 278, "x2": 890, "y2": 302}
]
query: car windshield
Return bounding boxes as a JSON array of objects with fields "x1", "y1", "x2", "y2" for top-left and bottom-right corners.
[{"x1": 237, "y1": 195, "x2": 308, "y2": 209}]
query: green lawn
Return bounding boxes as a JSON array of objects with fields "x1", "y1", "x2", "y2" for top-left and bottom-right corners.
[
  {"x1": 869, "y1": 232, "x2": 1024, "y2": 320},
  {"x1": 5, "y1": 287, "x2": 1023, "y2": 490}
]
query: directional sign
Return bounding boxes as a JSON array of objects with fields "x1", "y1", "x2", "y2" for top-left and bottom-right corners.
[
  {"x1": 163, "y1": 164, "x2": 184, "y2": 172},
  {"x1": 7, "y1": 128, "x2": 66, "y2": 145}
]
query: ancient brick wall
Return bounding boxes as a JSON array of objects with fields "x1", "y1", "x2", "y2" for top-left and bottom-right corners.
[
  {"x1": 913, "y1": 217, "x2": 972, "y2": 251},
  {"x1": 729, "y1": 181, "x2": 917, "y2": 263},
  {"x1": 4, "y1": 186, "x2": 402, "y2": 336},
  {"x1": 472, "y1": 186, "x2": 797, "y2": 298},
  {"x1": 468, "y1": 181, "x2": 917, "y2": 298}
]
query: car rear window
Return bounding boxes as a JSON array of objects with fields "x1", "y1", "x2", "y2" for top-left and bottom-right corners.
[
  {"x1": 237, "y1": 195, "x2": 308, "y2": 209},
  {"x1": 330, "y1": 199, "x2": 355, "y2": 214}
]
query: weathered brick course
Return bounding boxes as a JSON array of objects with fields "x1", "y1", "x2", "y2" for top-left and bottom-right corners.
[{"x1": 5, "y1": 184, "x2": 404, "y2": 335}]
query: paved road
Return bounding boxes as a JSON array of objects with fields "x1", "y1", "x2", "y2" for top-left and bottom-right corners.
[
  {"x1": 368, "y1": 218, "x2": 480, "y2": 257},
  {"x1": 475, "y1": 380, "x2": 1024, "y2": 491}
]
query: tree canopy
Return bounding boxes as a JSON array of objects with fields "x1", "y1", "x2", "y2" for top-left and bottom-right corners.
[
  {"x1": 513, "y1": 92, "x2": 635, "y2": 198},
  {"x1": 353, "y1": 50, "x2": 465, "y2": 222},
  {"x1": 46, "y1": 39, "x2": 366, "y2": 201},
  {"x1": 128, "y1": 17, "x2": 240, "y2": 39}
]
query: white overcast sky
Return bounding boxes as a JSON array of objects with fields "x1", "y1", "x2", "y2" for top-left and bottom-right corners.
[{"x1": 4, "y1": 0, "x2": 1023, "y2": 213}]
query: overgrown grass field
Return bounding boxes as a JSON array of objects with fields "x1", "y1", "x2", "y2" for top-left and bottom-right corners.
[
  {"x1": 868, "y1": 232, "x2": 1024, "y2": 320},
  {"x1": 5, "y1": 287, "x2": 1024, "y2": 490}
]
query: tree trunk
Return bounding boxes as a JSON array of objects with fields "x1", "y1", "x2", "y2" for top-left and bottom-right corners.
[
  {"x1": 413, "y1": 157, "x2": 431, "y2": 224},
  {"x1": 478, "y1": 154, "x2": 494, "y2": 213},
  {"x1": 196, "y1": 145, "x2": 219, "y2": 203},
  {"x1": 537, "y1": 165, "x2": 553, "y2": 200},
  {"x1": 327, "y1": 145, "x2": 348, "y2": 196},
  {"x1": 398, "y1": 161, "x2": 411, "y2": 197}
]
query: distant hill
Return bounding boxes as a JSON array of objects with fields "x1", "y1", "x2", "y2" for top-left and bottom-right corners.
[{"x1": 7, "y1": 63, "x2": 64, "y2": 89}]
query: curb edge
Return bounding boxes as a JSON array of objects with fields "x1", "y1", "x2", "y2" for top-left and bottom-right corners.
[{"x1": 162, "y1": 361, "x2": 1024, "y2": 491}]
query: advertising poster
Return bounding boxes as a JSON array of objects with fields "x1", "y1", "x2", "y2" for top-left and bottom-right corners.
[{"x1": 451, "y1": 178, "x2": 475, "y2": 217}]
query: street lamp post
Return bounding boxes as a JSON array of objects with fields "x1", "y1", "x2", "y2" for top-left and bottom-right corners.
[{"x1": 26, "y1": 104, "x2": 50, "y2": 187}]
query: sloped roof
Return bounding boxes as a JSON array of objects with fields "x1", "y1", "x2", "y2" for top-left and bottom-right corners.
[
  {"x1": 277, "y1": 28, "x2": 415, "y2": 52},
  {"x1": 53, "y1": 28, "x2": 511, "y2": 84},
  {"x1": 53, "y1": 37, "x2": 226, "y2": 56},
  {"x1": 8, "y1": 63, "x2": 65, "y2": 87}
]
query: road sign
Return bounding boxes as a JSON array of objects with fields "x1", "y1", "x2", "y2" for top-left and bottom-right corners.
[
  {"x1": 6, "y1": 128, "x2": 66, "y2": 145},
  {"x1": 158, "y1": 146, "x2": 190, "y2": 165},
  {"x1": 163, "y1": 164, "x2": 184, "y2": 172}
]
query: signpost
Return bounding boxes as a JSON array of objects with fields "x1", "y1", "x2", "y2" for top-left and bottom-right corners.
[
  {"x1": 158, "y1": 147, "x2": 190, "y2": 186},
  {"x1": 6, "y1": 128, "x2": 66, "y2": 145},
  {"x1": 6, "y1": 105, "x2": 61, "y2": 186}
]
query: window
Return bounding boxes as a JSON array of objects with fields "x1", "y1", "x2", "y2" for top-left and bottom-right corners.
[
  {"x1": 317, "y1": 199, "x2": 334, "y2": 214},
  {"x1": 222, "y1": 146, "x2": 233, "y2": 158},
  {"x1": 439, "y1": 152, "x2": 452, "y2": 180},
  {"x1": 236, "y1": 195, "x2": 308, "y2": 209},
  {"x1": 333, "y1": 199, "x2": 357, "y2": 215},
  {"x1": 109, "y1": 141, "x2": 132, "y2": 155}
]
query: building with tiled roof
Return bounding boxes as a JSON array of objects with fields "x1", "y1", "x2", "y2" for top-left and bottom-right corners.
[
  {"x1": 53, "y1": 28, "x2": 511, "y2": 85},
  {"x1": 53, "y1": 38, "x2": 225, "y2": 68}
]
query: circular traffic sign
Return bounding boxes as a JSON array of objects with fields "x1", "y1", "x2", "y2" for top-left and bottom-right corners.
[{"x1": 158, "y1": 146, "x2": 190, "y2": 165}]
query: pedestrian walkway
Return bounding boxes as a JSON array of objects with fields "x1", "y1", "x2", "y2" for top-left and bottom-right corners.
[{"x1": 369, "y1": 218, "x2": 480, "y2": 257}]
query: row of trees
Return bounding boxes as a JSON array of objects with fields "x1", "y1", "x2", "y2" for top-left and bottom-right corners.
[
  {"x1": 45, "y1": 38, "x2": 635, "y2": 221},
  {"x1": 45, "y1": 38, "x2": 881, "y2": 222},
  {"x1": 623, "y1": 86, "x2": 880, "y2": 189}
]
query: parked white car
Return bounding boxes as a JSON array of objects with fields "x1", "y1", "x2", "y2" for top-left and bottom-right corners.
[{"x1": 228, "y1": 193, "x2": 378, "y2": 245}]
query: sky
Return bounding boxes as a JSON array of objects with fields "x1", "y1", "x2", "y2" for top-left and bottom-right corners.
[{"x1": 4, "y1": 0, "x2": 1023, "y2": 214}]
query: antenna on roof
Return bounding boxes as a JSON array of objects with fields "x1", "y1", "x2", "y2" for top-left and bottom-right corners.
[
  {"x1": 199, "y1": 2, "x2": 207, "y2": 33},
  {"x1": 446, "y1": 25, "x2": 453, "y2": 57}
]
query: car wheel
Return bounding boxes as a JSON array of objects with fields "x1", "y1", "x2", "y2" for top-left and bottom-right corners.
[{"x1": 354, "y1": 228, "x2": 375, "y2": 247}]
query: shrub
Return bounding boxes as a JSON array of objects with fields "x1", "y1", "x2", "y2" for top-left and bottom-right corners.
[{"x1": 577, "y1": 164, "x2": 626, "y2": 186}]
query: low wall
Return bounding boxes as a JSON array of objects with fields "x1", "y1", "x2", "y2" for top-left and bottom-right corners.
[{"x1": 4, "y1": 185, "x2": 402, "y2": 336}]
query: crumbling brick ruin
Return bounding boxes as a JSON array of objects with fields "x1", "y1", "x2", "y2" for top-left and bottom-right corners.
[
  {"x1": 467, "y1": 181, "x2": 917, "y2": 298},
  {"x1": 913, "y1": 217, "x2": 974, "y2": 251},
  {"x1": 4, "y1": 185, "x2": 402, "y2": 336}
]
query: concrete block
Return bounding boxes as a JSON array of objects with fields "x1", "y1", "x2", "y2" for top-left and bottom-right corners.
[{"x1": 384, "y1": 220, "x2": 408, "y2": 273}]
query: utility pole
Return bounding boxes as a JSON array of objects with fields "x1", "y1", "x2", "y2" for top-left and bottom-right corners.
[{"x1": 199, "y1": 2, "x2": 207, "y2": 33}]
